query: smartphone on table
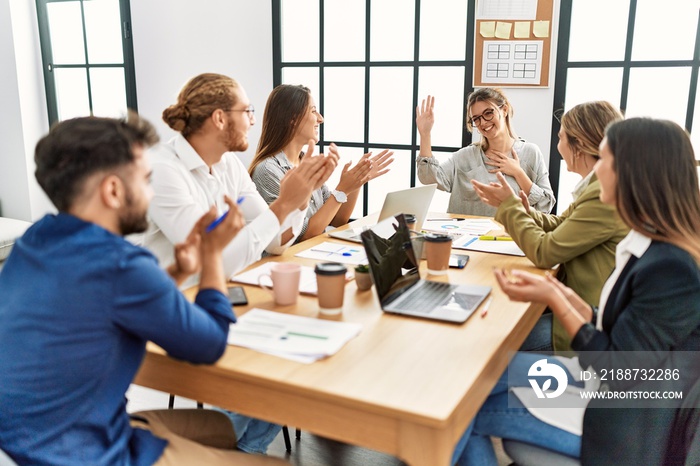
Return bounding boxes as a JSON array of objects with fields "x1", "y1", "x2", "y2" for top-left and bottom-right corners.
[
  {"x1": 227, "y1": 286, "x2": 248, "y2": 306},
  {"x1": 449, "y1": 254, "x2": 469, "y2": 269}
]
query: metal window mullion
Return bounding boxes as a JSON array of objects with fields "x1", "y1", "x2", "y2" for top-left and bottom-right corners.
[
  {"x1": 619, "y1": 0, "x2": 638, "y2": 112},
  {"x1": 685, "y1": 8, "x2": 700, "y2": 134},
  {"x1": 272, "y1": 0, "x2": 282, "y2": 86},
  {"x1": 410, "y1": 0, "x2": 421, "y2": 188},
  {"x1": 362, "y1": 0, "x2": 371, "y2": 216},
  {"x1": 120, "y1": 0, "x2": 137, "y2": 112},
  {"x1": 318, "y1": 0, "x2": 325, "y2": 153},
  {"x1": 79, "y1": 0, "x2": 94, "y2": 116},
  {"x1": 462, "y1": 0, "x2": 476, "y2": 149}
]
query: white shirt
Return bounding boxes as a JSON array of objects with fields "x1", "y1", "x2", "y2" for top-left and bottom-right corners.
[
  {"x1": 512, "y1": 229, "x2": 652, "y2": 436},
  {"x1": 136, "y1": 135, "x2": 305, "y2": 288}
]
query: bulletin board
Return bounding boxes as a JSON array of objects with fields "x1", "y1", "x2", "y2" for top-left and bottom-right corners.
[{"x1": 473, "y1": 0, "x2": 555, "y2": 88}]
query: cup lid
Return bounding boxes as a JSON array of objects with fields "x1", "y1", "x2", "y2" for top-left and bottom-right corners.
[
  {"x1": 424, "y1": 233, "x2": 452, "y2": 243},
  {"x1": 314, "y1": 262, "x2": 348, "y2": 276},
  {"x1": 403, "y1": 213, "x2": 416, "y2": 223}
]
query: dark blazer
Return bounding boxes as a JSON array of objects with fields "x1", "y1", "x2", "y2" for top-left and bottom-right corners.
[{"x1": 571, "y1": 240, "x2": 700, "y2": 466}]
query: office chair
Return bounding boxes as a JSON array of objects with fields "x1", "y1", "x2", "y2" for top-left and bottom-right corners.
[
  {"x1": 501, "y1": 439, "x2": 580, "y2": 466},
  {"x1": 281, "y1": 426, "x2": 301, "y2": 452}
]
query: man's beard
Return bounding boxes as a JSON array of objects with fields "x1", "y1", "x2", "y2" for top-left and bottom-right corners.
[
  {"x1": 118, "y1": 187, "x2": 149, "y2": 236},
  {"x1": 222, "y1": 121, "x2": 248, "y2": 152}
]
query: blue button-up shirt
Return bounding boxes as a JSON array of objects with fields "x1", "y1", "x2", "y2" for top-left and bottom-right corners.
[{"x1": 0, "y1": 213, "x2": 236, "y2": 465}]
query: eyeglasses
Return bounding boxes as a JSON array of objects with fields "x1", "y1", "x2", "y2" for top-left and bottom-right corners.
[
  {"x1": 469, "y1": 107, "x2": 499, "y2": 127},
  {"x1": 230, "y1": 105, "x2": 255, "y2": 119}
]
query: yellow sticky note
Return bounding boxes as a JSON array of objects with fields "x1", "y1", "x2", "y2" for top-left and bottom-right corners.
[
  {"x1": 514, "y1": 21, "x2": 530, "y2": 38},
  {"x1": 495, "y1": 22, "x2": 512, "y2": 39},
  {"x1": 533, "y1": 20, "x2": 550, "y2": 38},
  {"x1": 480, "y1": 21, "x2": 496, "y2": 38}
]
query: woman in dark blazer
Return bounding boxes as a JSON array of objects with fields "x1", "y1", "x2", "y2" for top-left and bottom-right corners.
[{"x1": 452, "y1": 117, "x2": 700, "y2": 466}]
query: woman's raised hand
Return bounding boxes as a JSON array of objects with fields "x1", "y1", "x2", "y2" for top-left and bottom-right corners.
[{"x1": 416, "y1": 95, "x2": 435, "y2": 136}]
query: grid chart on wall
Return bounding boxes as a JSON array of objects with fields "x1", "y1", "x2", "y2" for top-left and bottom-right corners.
[
  {"x1": 550, "y1": 0, "x2": 700, "y2": 201},
  {"x1": 272, "y1": 0, "x2": 477, "y2": 218}
]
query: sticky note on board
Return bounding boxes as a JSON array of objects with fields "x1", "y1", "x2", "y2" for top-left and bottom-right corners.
[
  {"x1": 495, "y1": 22, "x2": 512, "y2": 39},
  {"x1": 514, "y1": 21, "x2": 530, "y2": 38},
  {"x1": 480, "y1": 21, "x2": 496, "y2": 38},
  {"x1": 533, "y1": 20, "x2": 550, "y2": 38}
]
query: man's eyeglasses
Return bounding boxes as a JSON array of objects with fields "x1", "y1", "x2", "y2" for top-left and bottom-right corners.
[
  {"x1": 230, "y1": 105, "x2": 255, "y2": 119},
  {"x1": 469, "y1": 107, "x2": 499, "y2": 127}
]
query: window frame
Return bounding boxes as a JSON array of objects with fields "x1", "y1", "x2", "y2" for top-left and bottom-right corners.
[
  {"x1": 35, "y1": 0, "x2": 138, "y2": 125},
  {"x1": 550, "y1": 0, "x2": 700, "y2": 197},
  {"x1": 272, "y1": 0, "x2": 476, "y2": 216}
]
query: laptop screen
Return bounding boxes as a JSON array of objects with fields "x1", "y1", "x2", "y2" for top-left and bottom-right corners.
[{"x1": 360, "y1": 214, "x2": 420, "y2": 303}]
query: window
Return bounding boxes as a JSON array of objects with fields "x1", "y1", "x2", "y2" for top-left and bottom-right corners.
[
  {"x1": 36, "y1": 0, "x2": 137, "y2": 125},
  {"x1": 273, "y1": 0, "x2": 475, "y2": 216},
  {"x1": 552, "y1": 0, "x2": 700, "y2": 210}
]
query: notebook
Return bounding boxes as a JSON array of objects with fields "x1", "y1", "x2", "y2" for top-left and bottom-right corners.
[
  {"x1": 360, "y1": 214, "x2": 491, "y2": 323},
  {"x1": 328, "y1": 184, "x2": 437, "y2": 243}
]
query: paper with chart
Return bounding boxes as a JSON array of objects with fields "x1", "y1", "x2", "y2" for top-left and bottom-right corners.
[
  {"x1": 228, "y1": 309, "x2": 362, "y2": 363},
  {"x1": 476, "y1": 0, "x2": 538, "y2": 20},
  {"x1": 231, "y1": 262, "x2": 352, "y2": 296},
  {"x1": 421, "y1": 218, "x2": 499, "y2": 237},
  {"x1": 482, "y1": 40, "x2": 543, "y2": 85},
  {"x1": 452, "y1": 235, "x2": 525, "y2": 256},
  {"x1": 295, "y1": 241, "x2": 368, "y2": 265}
]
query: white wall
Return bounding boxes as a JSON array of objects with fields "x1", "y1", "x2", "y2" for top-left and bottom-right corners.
[
  {"x1": 0, "y1": 0, "x2": 52, "y2": 221},
  {"x1": 130, "y1": 0, "x2": 273, "y2": 168}
]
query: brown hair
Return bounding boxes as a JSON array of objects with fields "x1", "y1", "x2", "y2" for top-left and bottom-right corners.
[
  {"x1": 162, "y1": 73, "x2": 239, "y2": 138},
  {"x1": 466, "y1": 87, "x2": 516, "y2": 151},
  {"x1": 606, "y1": 117, "x2": 700, "y2": 262},
  {"x1": 561, "y1": 101, "x2": 623, "y2": 159},
  {"x1": 248, "y1": 84, "x2": 312, "y2": 176},
  {"x1": 35, "y1": 112, "x2": 159, "y2": 211}
]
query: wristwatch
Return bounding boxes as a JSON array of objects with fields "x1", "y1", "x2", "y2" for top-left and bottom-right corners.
[{"x1": 330, "y1": 190, "x2": 347, "y2": 204}]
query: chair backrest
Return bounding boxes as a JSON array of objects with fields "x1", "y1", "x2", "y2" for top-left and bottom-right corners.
[{"x1": 666, "y1": 377, "x2": 700, "y2": 465}]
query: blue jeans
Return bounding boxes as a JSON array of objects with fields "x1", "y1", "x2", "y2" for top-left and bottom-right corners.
[
  {"x1": 452, "y1": 352, "x2": 582, "y2": 466},
  {"x1": 215, "y1": 410, "x2": 282, "y2": 454},
  {"x1": 519, "y1": 313, "x2": 554, "y2": 352}
]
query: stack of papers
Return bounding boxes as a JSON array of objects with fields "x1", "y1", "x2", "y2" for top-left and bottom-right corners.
[
  {"x1": 295, "y1": 241, "x2": 368, "y2": 265},
  {"x1": 231, "y1": 262, "x2": 351, "y2": 296},
  {"x1": 228, "y1": 309, "x2": 362, "y2": 363},
  {"x1": 421, "y1": 218, "x2": 499, "y2": 237}
]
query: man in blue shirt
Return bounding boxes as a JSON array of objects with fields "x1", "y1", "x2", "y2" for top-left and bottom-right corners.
[{"x1": 0, "y1": 114, "x2": 288, "y2": 465}]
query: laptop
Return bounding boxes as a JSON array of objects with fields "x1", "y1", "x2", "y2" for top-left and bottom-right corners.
[
  {"x1": 328, "y1": 184, "x2": 437, "y2": 243},
  {"x1": 360, "y1": 214, "x2": 491, "y2": 323}
]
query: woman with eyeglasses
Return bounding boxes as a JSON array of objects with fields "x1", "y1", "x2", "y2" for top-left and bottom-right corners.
[
  {"x1": 470, "y1": 101, "x2": 629, "y2": 353},
  {"x1": 250, "y1": 84, "x2": 394, "y2": 243},
  {"x1": 416, "y1": 87, "x2": 555, "y2": 216},
  {"x1": 452, "y1": 118, "x2": 700, "y2": 465}
]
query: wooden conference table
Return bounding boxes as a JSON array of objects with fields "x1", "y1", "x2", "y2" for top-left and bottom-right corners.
[{"x1": 134, "y1": 213, "x2": 548, "y2": 466}]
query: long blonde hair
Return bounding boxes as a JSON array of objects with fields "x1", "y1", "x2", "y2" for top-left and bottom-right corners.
[
  {"x1": 606, "y1": 118, "x2": 700, "y2": 262},
  {"x1": 466, "y1": 87, "x2": 516, "y2": 151},
  {"x1": 561, "y1": 101, "x2": 623, "y2": 160}
]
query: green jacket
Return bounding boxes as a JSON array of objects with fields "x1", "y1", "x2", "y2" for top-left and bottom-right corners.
[{"x1": 495, "y1": 175, "x2": 629, "y2": 351}]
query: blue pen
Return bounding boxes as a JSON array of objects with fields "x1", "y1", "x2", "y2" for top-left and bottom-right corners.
[{"x1": 206, "y1": 196, "x2": 245, "y2": 233}]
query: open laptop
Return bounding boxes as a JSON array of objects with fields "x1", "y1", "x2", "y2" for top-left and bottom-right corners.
[
  {"x1": 328, "y1": 184, "x2": 437, "y2": 243},
  {"x1": 360, "y1": 214, "x2": 491, "y2": 323}
]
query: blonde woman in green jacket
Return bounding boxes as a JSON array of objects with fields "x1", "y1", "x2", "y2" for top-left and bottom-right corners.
[{"x1": 471, "y1": 101, "x2": 629, "y2": 351}]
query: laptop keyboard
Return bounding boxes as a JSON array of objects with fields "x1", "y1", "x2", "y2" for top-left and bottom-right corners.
[{"x1": 395, "y1": 280, "x2": 458, "y2": 313}]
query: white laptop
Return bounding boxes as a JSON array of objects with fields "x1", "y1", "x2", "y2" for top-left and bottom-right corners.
[
  {"x1": 360, "y1": 214, "x2": 491, "y2": 324},
  {"x1": 328, "y1": 184, "x2": 437, "y2": 243}
]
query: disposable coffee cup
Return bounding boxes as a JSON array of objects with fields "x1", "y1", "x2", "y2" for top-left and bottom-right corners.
[
  {"x1": 424, "y1": 233, "x2": 452, "y2": 275},
  {"x1": 404, "y1": 213, "x2": 417, "y2": 231},
  {"x1": 314, "y1": 262, "x2": 347, "y2": 315}
]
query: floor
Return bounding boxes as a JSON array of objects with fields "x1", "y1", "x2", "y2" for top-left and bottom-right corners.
[{"x1": 126, "y1": 384, "x2": 513, "y2": 465}]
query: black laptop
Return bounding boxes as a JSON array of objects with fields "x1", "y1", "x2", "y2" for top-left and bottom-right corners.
[{"x1": 360, "y1": 214, "x2": 491, "y2": 323}]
